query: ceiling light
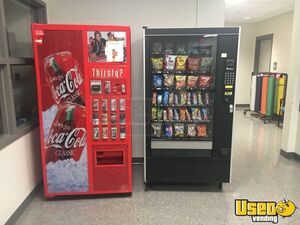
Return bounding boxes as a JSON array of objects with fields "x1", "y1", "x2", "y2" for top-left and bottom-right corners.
[{"x1": 245, "y1": 17, "x2": 251, "y2": 20}]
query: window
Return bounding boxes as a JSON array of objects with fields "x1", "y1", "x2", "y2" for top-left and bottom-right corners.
[{"x1": 0, "y1": 0, "x2": 46, "y2": 148}]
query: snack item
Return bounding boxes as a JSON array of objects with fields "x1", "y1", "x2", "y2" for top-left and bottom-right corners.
[
  {"x1": 197, "y1": 124, "x2": 208, "y2": 137},
  {"x1": 163, "y1": 109, "x2": 168, "y2": 121},
  {"x1": 169, "y1": 92, "x2": 174, "y2": 105},
  {"x1": 180, "y1": 108, "x2": 186, "y2": 121},
  {"x1": 174, "y1": 93, "x2": 180, "y2": 105},
  {"x1": 174, "y1": 123, "x2": 185, "y2": 137},
  {"x1": 152, "y1": 123, "x2": 162, "y2": 137},
  {"x1": 201, "y1": 107, "x2": 210, "y2": 121},
  {"x1": 180, "y1": 91, "x2": 187, "y2": 105},
  {"x1": 200, "y1": 57, "x2": 213, "y2": 71},
  {"x1": 152, "y1": 74, "x2": 163, "y2": 88},
  {"x1": 187, "y1": 92, "x2": 192, "y2": 105},
  {"x1": 187, "y1": 56, "x2": 201, "y2": 71},
  {"x1": 199, "y1": 75, "x2": 213, "y2": 88},
  {"x1": 187, "y1": 124, "x2": 196, "y2": 137},
  {"x1": 152, "y1": 107, "x2": 157, "y2": 120},
  {"x1": 157, "y1": 93, "x2": 163, "y2": 105},
  {"x1": 175, "y1": 75, "x2": 186, "y2": 89},
  {"x1": 167, "y1": 107, "x2": 174, "y2": 121},
  {"x1": 185, "y1": 108, "x2": 192, "y2": 121},
  {"x1": 164, "y1": 74, "x2": 174, "y2": 87},
  {"x1": 157, "y1": 108, "x2": 163, "y2": 120},
  {"x1": 165, "y1": 124, "x2": 173, "y2": 137},
  {"x1": 187, "y1": 76, "x2": 198, "y2": 88},
  {"x1": 192, "y1": 108, "x2": 199, "y2": 121},
  {"x1": 163, "y1": 91, "x2": 169, "y2": 106},
  {"x1": 192, "y1": 92, "x2": 198, "y2": 105},
  {"x1": 174, "y1": 108, "x2": 180, "y2": 121},
  {"x1": 164, "y1": 55, "x2": 177, "y2": 71},
  {"x1": 176, "y1": 55, "x2": 188, "y2": 70},
  {"x1": 151, "y1": 57, "x2": 163, "y2": 71},
  {"x1": 198, "y1": 92, "x2": 204, "y2": 105},
  {"x1": 203, "y1": 92, "x2": 210, "y2": 105},
  {"x1": 152, "y1": 92, "x2": 157, "y2": 105}
]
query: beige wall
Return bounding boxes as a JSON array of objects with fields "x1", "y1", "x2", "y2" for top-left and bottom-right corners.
[
  {"x1": 46, "y1": 0, "x2": 225, "y2": 157},
  {"x1": 228, "y1": 11, "x2": 294, "y2": 105},
  {"x1": 0, "y1": 128, "x2": 42, "y2": 224}
]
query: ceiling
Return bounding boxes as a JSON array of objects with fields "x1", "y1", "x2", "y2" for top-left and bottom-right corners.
[{"x1": 225, "y1": 0, "x2": 295, "y2": 23}]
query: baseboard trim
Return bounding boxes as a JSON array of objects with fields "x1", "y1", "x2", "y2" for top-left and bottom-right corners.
[
  {"x1": 280, "y1": 149, "x2": 300, "y2": 161},
  {"x1": 5, "y1": 180, "x2": 43, "y2": 225},
  {"x1": 132, "y1": 157, "x2": 144, "y2": 164},
  {"x1": 236, "y1": 104, "x2": 250, "y2": 107}
]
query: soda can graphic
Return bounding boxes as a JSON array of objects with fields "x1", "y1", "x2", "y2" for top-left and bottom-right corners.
[
  {"x1": 104, "y1": 81, "x2": 111, "y2": 94},
  {"x1": 120, "y1": 99, "x2": 125, "y2": 111},
  {"x1": 101, "y1": 99, "x2": 108, "y2": 112},
  {"x1": 102, "y1": 113, "x2": 108, "y2": 125},
  {"x1": 93, "y1": 127, "x2": 100, "y2": 140},
  {"x1": 120, "y1": 113, "x2": 125, "y2": 125},
  {"x1": 111, "y1": 99, "x2": 117, "y2": 111},
  {"x1": 102, "y1": 127, "x2": 108, "y2": 139},
  {"x1": 121, "y1": 84, "x2": 126, "y2": 94},
  {"x1": 111, "y1": 113, "x2": 117, "y2": 124},
  {"x1": 120, "y1": 127, "x2": 126, "y2": 139},
  {"x1": 92, "y1": 112, "x2": 99, "y2": 125},
  {"x1": 92, "y1": 99, "x2": 99, "y2": 111},
  {"x1": 111, "y1": 127, "x2": 117, "y2": 139}
]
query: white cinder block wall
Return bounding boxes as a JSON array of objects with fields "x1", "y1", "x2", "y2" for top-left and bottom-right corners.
[{"x1": 46, "y1": 0, "x2": 225, "y2": 158}]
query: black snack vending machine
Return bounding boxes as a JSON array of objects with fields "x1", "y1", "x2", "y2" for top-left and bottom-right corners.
[{"x1": 143, "y1": 27, "x2": 239, "y2": 188}]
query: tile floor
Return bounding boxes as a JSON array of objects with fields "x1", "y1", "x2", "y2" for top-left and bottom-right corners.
[{"x1": 12, "y1": 109, "x2": 300, "y2": 225}]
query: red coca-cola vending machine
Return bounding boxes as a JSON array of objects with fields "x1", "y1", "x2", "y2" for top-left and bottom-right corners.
[{"x1": 31, "y1": 24, "x2": 132, "y2": 197}]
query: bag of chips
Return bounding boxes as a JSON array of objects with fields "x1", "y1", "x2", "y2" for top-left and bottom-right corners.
[
  {"x1": 201, "y1": 107, "x2": 210, "y2": 121},
  {"x1": 152, "y1": 92, "x2": 157, "y2": 105},
  {"x1": 174, "y1": 123, "x2": 185, "y2": 137},
  {"x1": 175, "y1": 75, "x2": 186, "y2": 89},
  {"x1": 169, "y1": 92, "x2": 174, "y2": 105},
  {"x1": 165, "y1": 124, "x2": 173, "y2": 137},
  {"x1": 198, "y1": 92, "x2": 204, "y2": 106},
  {"x1": 200, "y1": 57, "x2": 213, "y2": 71},
  {"x1": 163, "y1": 109, "x2": 167, "y2": 121},
  {"x1": 174, "y1": 93, "x2": 180, "y2": 105},
  {"x1": 164, "y1": 74, "x2": 174, "y2": 87},
  {"x1": 192, "y1": 108, "x2": 199, "y2": 121},
  {"x1": 174, "y1": 108, "x2": 180, "y2": 121},
  {"x1": 151, "y1": 107, "x2": 157, "y2": 120},
  {"x1": 187, "y1": 124, "x2": 196, "y2": 137},
  {"x1": 180, "y1": 91, "x2": 187, "y2": 105},
  {"x1": 187, "y1": 92, "x2": 192, "y2": 105},
  {"x1": 157, "y1": 93, "x2": 163, "y2": 105},
  {"x1": 152, "y1": 74, "x2": 163, "y2": 88},
  {"x1": 152, "y1": 123, "x2": 162, "y2": 137},
  {"x1": 187, "y1": 76, "x2": 198, "y2": 88},
  {"x1": 157, "y1": 108, "x2": 163, "y2": 120},
  {"x1": 203, "y1": 92, "x2": 210, "y2": 105},
  {"x1": 199, "y1": 75, "x2": 213, "y2": 88},
  {"x1": 197, "y1": 124, "x2": 208, "y2": 137},
  {"x1": 167, "y1": 107, "x2": 173, "y2": 121},
  {"x1": 164, "y1": 55, "x2": 177, "y2": 71},
  {"x1": 151, "y1": 57, "x2": 164, "y2": 71},
  {"x1": 192, "y1": 92, "x2": 198, "y2": 105},
  {"x1": 185, "y1": 108, "x2": 191, "y2": 121},
  {"x1": 176, "y1": 55, "x2": 188, "y2": 70},
  {"x1": 163, "y1": 91, "x2": 169, "y2": 106},
  {"x1": 187, "y1": 56, "x2": 201, "y2": 71},
  {"x1": 180, "y1": 108, "x2": 186, "y2": 121}
]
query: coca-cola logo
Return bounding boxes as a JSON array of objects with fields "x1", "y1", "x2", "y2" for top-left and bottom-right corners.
[
  {"x1": 51, "y1": 65, "x2": 83, "y2": 103},
  {"x1": 46, "y1": 127, "x2": 87, "y2": 150}
]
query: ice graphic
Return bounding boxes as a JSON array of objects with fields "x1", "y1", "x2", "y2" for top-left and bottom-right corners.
[
  {"x1": 46, "y1": 145, "x2": 88, "y2": 193},
  {"x1": 42, "y1": 104, "x2": 58, "y2": 143}
]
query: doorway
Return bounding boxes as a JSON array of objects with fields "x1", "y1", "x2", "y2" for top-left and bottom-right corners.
[{"x1": 254, "y1": 34, "x2": 273, "y2": 73}]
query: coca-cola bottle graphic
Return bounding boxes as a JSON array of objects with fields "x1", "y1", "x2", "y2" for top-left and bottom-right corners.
[
  {"x1": 45, "y1": 103, "x2": 86, "y2": 163},
  {"x1": 44, "y1": 52, "x2": 85, "y2": 106}
]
